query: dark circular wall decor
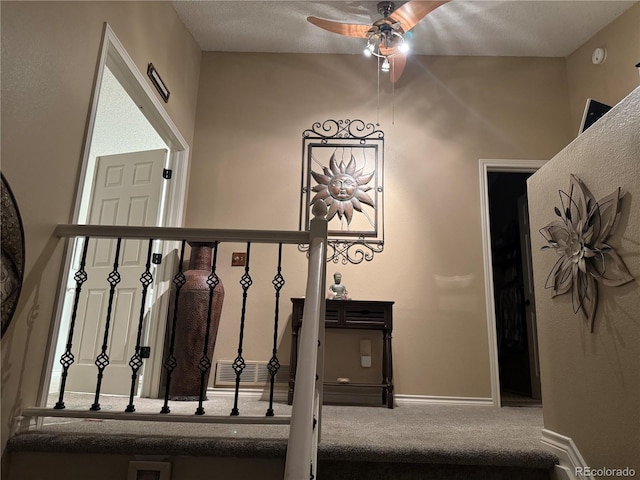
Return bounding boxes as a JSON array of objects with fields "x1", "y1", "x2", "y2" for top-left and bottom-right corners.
[{"x1": 1, "y1": 173, "x2": 25, "y2": 338}]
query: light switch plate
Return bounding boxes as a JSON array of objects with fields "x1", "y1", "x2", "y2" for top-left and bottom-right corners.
[{"x1": 232, "y1": 252, "x2": 246, "y2": 267}]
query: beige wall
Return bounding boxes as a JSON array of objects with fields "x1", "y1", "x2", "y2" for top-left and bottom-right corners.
[
  {"x1": 6, "y1": 452, "x2": 284, "y2": 480},
  {"x1": 187, "y1": 52, "x2": 573, "y2": 399},
  {"x1": 3, "y1": 0, "x2": 638, "y2": 467},
  {"x1": 0, "y1": 0, "x2": 201, "y2": 454},
  {"x1": 528, "y1": 87, "x2": 640, "y2": 472},
  {"x1": 566, "y1": 2, "x2": 640, "y2": 134},
  {"x1": 529, "y1": 6, "x2": 640, "y2": 471}
]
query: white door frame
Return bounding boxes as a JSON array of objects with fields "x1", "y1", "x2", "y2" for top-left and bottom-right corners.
[
  {"x1": 478, "y1": 159, "x2": 546, "y2": 407},
  {"x1": 80, "y1": 23, "x2": 190, "y2": 228},
  {"x1": 42, "y1": 23, "x2": 190, "y2": 406}
]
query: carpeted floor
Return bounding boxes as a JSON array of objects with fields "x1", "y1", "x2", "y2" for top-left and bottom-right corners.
[
  {"x1": 19, "y1": 390, "x2": 555, "y2": 468},
  {"x1": 5, "y1": 391, "x2": 557, "y2": 479},
  {"x1": 500, "y1": 391, "x2": 543, "y2": 407}
]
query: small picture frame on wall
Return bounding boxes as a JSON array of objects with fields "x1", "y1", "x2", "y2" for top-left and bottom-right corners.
[
  {"x1": 147, "y1": 63, "x2": 170, "y2": 103},
  {"x1": 128, "y1": 461, "x2": 171, "y2": 480}
]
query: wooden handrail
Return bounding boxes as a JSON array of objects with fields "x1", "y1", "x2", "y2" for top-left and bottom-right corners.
[
  {"x1": 19, "y1": 407, "x2": 290, "y2": 425},
  {"x1": 54, "y1": 224, "x2": 310, "y2": 245}
]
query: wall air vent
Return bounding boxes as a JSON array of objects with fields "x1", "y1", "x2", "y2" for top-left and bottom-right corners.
[{"x1": 214, "y1": 360, "x2": 290, "y2": 387}]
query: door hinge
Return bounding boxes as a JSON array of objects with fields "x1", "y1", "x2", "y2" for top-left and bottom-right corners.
[{"x1": 162, "y1": 168, "x2": 172, "y2": 179}]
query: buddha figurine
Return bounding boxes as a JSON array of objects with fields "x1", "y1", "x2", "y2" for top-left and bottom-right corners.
[{"x1": 328, "y1": 271, "x2": 348, "y2": 300}]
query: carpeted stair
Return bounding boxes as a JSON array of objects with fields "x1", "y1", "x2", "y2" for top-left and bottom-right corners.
[
  {"x1": 3, "y1": 395, "x2": 558, "y2": 479},
  {"x1": 5, "y1": 429, "x2": 557, "y2": 479}
]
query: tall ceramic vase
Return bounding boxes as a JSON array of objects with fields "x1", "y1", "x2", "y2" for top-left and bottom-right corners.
[{"x1": 169, "y1": 242, "x2": 224, "y2": 400}]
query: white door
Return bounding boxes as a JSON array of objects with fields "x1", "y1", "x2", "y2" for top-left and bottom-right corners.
[
  {"x1": 66, "y1": 149, "x2": 167, "y2": 394},
  {"x1": 517, "y1": 195, "x2": 541, "y2": 400}
]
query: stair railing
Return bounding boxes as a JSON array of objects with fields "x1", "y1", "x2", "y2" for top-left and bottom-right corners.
[
  {"x1": 285, "y1": 201, "x2": 327, "y2": 480},
  {"x1": 16, "y1": 202, "x2": 328, "y2": 480}
]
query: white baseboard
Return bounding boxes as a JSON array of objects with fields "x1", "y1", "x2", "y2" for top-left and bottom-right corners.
[
  {"x1": 208, "y1": 388, "x2": 495, "y2": 408},
  {"x1": 541, "y1": 429, "x2": 592, "y2": 480},
  {"x1": 395, "y1": 394, "x2": 494, "y2": 406},
  {"x1": 209, "y1": 387, "x2": 382, "y2": 406}
]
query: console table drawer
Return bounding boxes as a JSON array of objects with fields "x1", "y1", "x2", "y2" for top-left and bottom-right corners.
[
  {"x1": 344, "y1": 306, "x2": 387, "y2": 326},
  {"x1": 294, "y1": 304, "x2": 341, "y2": 326},
  {"x1": 325, "y1": 306, "x2": 341, "y2": 325}
]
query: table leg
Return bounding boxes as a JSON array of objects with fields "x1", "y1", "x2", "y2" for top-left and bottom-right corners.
[
  {"x1": 288, "y1": 327, "x2": 299, "y2": 405},
  {"x1": 385, "y1": 329, "x2": 394, "y2": 408}
]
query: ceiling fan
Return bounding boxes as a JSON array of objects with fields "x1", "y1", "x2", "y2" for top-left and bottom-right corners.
[{"x1": 307, "y1": 1, "x2": 449, "y2": 83}]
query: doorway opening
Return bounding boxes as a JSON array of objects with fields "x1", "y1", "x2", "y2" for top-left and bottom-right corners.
[
  {"x1": 487, "y1": 172, "x2": 540, "y2": 407},
  {"x1": 44, "y1": 24, "x2": 190, "y2": 406},
  {"x1": 479, "y1": 159, "x2": 546, "y2": 408}
]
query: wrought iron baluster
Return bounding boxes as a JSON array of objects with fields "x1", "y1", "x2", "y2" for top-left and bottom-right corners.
[
  {"x1": 195, "y1": 242, "x2": 220, "y2": 415},
  {"x1": 90, "y1": 237, "x2": 123, "y2": 411},
  {"x1": 125, "y1": 239, "x2": 154, "y2": 413},
  {"x1": 160, "y1": 240, "x2": 187, "y2": 414},
  {"x1": 266, "y1": 243, "x2": 285, "y2": 416},
  {"x1": 54, "y1": 236, "x2": 90, "y2": 410},
  {"x1": 231, "y1": 242, "x2": 252, "y2": 416}
]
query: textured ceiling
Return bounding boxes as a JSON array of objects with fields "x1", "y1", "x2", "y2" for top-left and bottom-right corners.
[{"x1": 172, "y1": 1, "x2": 637, "y2": 57}]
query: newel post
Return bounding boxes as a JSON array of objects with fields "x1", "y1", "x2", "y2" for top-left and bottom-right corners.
[{"x1": 284, "y1": 200, "x2": 327, "y2": 480}]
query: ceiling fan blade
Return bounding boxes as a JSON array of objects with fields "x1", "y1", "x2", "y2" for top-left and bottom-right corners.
[
  {"x1": 389, "y1": 0, "x2": 449, "y2": 32},
  {"x1": 307, "y1": 16, "x2": 372, "y2": 38}
]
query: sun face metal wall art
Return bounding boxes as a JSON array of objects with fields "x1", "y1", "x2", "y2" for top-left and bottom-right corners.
[
  {"x1": 299, "y1": 119, "x2": 384, "y2": 264},
  {"x1": 539, "y1": 174, "x2": 633, "y2": 332}
]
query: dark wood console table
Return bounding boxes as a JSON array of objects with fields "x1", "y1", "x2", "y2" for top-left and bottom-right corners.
[{"x1": 288, "y1": 298, "x2": 394, "y2": 408}]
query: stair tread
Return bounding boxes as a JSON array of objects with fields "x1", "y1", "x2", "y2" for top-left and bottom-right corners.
[{"x1": 8, "y1": 430, "x2": 558, "y2": 470}]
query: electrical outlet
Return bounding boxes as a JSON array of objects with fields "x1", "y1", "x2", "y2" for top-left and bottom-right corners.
[
  {"x1": 360, "y1": 339, "x2": 372, "y2": 368},
  {"x1": 232, "y1": 252, "x2": 246, "y2": 266}
]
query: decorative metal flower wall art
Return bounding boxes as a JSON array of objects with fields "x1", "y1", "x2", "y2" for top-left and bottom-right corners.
[{"x1": 539, "y1": 174, "x2": 633, "y2": 332}]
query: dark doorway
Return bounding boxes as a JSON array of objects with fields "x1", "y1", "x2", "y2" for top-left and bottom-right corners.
[{"x1": 488, "y1": 172, "x2": 541, "y2": 407}]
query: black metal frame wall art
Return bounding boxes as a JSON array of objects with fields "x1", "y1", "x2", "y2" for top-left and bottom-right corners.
[
  {"x1": 1, "y1": 173, "x2": 25, "y2": 338},
  {"x1": 539, "y1": 174, "x2": 633, "y2": 332},
  {"x1": 299, "y1": 119, "x2": 384, "y2": 264}
]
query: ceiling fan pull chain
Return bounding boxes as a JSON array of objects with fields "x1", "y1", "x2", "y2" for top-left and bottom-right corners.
[
  {"x1": 391, "y1": 57, "x2": 396, "y2": 125},
  {"x1": 376, "y1": 55, "x2": 381, "y2": 126}
]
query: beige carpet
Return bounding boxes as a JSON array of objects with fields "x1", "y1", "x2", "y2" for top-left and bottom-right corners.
[
  {"x1": 6, "y1": 391, "x2": 557, "y2": 479},
  {"x1": 8, "y1": 390, "x2": 553, "y2": 466}
]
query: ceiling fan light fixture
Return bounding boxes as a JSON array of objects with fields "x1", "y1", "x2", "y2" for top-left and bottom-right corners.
[
  {"x1": 365, "y1": 40, "x2": 377, "y2": 56},
  {"x1": 365, "y1": 30, "x2": 404, "y2": 59},
  {"x1": 307, "y1": 0, "x2": 450, "y2": 83}
]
